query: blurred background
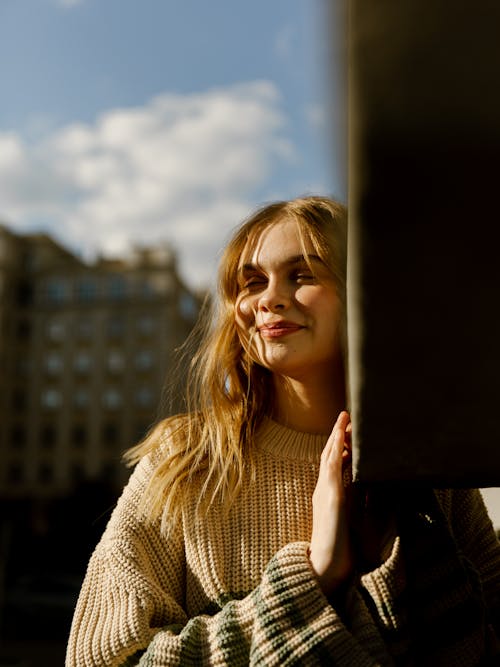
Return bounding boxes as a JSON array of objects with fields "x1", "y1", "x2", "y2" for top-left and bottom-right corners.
[
  {"x1": 0, "y1": 1, "x2": 498, "y2": 664},
  {"x1": 0, "y1": 1, "x2": 346, "y2": 663}
]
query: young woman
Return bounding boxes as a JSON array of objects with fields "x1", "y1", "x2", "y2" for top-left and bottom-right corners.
[{"x1": 66, "y1": 196, "x2": 500, "y2": 666}]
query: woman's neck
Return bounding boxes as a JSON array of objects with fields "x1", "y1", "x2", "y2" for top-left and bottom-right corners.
[{"x1": 271, "y1": 364, "x2": 346, "y2": 435}]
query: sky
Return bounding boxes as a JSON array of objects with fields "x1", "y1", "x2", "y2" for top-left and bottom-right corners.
[
  {"x1": 2, "y1": 1, "x2": 499, "y2": 522},
  {"x1": 0, "y1": 0, "x2": 347, "y2": 290}
]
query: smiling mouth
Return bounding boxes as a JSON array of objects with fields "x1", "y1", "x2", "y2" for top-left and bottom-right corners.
[{"x1": 258, "y1": 323, "x2": 304, "y2": 338}]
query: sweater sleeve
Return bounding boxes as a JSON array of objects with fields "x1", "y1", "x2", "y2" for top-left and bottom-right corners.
[
  {"x1": 447, "y1": 489, "x2": 500, "y2": 628},
  {"x1": 66, "y1": 456, "x2": 386, "y2": 667}
]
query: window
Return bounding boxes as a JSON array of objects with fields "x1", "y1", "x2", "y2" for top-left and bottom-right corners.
[
  {"x1": 102, "y1": 423, "x2": 119, "y2": 445},
  {"x1": 41, "y1": 389, "x2": 62, "y2": 409},
  {"x1": 107, "y1": 315, "x2": 126, "y2": 338},
  {"x1": 45, "y1": 352, "x2": 63, "y2": 375},
  {"x1": 17, "y1": 280, "x2": 34, "y2": 306},
  {"x1": 10, "y1": 425, "x2": 26, "y2": 449},
  {"x1": 16, "y1": 318, "x2": 32, "y2": 340},
  {"x1": 75, "y1": 278, "x2": 97, "y2": 302},
  {"x1": 179, "y1": 292, "x2": 198, "y2": 320},
  {"x1": 11, "y1": 389, "x2": 27, "y2": 412},
  {"x1": 73, "y1": 388, "x2": 90, "y2": 409},
  {"x1": 108, "y1": 350, "x2": 125, "y2": 373},
  {"x1": 74, "y1": 352, "x2": 92, "y2": 374},
  {"x1": 138, "y1": 279, "x2": 155, "y2": 298},
  {"x1": 135, "y1": 387, "x2": 154, "y2": 408},
  {"x1": 38, "y1": 463, "x2": 54, "y2": 484},
  {"x1": 8, "y1": 463, "x2": 23, "y2": 484},
  {"x1": 15, "y1": 358, "x2": 31, "y2": 376},
  {"x1": 71, "y1": 425, "x2": 87, "y2": 448},
  {"x1": 135, "y1": 350, "x2": 153, "y2": 371},
  {"x1": 136, "y1": 315, "x2": 155, "y2": 336},
  {"x1": 103, "y1": 388, "x2": 122, "y2": 410},
  {"x1": 108, "y1": 276, "x2": 127, "y2": 300},
  {"x1": 21, "y1": 249, "x2": 35, "y2": 271},
  {"x1": 75, "y1": 318, "x2": 93, "y2": 339},
  {"x1": 40, "y1": 425, "x2": 57, "y2": 449},
  {"x1": 45, "y1": 279, "x2": 68, "y2": 304},
  {"x1": 46, "y1": 319, "x2": 65, "y2": 342}
]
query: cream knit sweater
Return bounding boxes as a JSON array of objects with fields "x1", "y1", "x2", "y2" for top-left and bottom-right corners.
[{"x1": 66, "y1": 418, "x2": 500, "y2": 666}]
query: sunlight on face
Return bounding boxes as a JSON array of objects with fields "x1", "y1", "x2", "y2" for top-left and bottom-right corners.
[{"x1": 235, "y1": 220, "x2": 342, "y2": 380}]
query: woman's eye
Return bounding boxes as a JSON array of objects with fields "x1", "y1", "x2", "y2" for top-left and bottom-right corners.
[
  {"x1": 294, "y1": 272, "x2": 315, "y2": 283},
  {"x1": 243, "y1": 277, "x2": 266, "y2": 290}
]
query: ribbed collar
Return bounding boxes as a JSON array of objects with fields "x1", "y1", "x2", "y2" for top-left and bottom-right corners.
[{"x1": 254, "y1": 417, "x2": 328, "y2": 463}]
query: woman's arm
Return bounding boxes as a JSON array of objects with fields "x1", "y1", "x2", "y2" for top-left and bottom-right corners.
[
  {"x1": 447, "y1": 488, "x2": 500, "y2": 628},
  {"x1": 66, "y1": 540, "x2": 383, "y2": 666},
  {"x1": 66, "y1": 438, "x2": 385, "y2": 666}
]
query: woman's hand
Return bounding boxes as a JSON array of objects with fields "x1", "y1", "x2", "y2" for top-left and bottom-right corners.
[{"x1": 309, "y1": 410, "x2": 352, "y2": 598}]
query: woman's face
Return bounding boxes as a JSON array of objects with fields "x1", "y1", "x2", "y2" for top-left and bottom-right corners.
[{"x1": 234, "y1": 219, "x2": 342, "y2": 380}]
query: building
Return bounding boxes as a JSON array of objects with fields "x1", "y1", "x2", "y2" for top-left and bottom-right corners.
[{"x1": 0, "y1": 223, "x2": 202, "y2": 499}]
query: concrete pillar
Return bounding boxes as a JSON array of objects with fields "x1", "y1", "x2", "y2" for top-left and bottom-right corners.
[{"x1": 347, "y1": 2, "x2": 500, "y2": 486}]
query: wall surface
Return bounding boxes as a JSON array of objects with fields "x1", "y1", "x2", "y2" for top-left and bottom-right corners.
[{"x1": 348, "y1": 2, "x2": 500, "y2": 486}]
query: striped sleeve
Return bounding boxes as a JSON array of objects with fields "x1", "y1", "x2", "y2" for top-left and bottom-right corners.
[
  {"x1": 66, "y1": 539, "x2": 384, "y2": 666},
  {"x1": 448, "y1": 489, "x2": 500, "y2": 629},
  {"x1": 65, "y1": 461, "x2": 385, "y2": 666}
]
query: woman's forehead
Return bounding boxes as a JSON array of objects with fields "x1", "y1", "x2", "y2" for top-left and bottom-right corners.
[{"x1": 238, "y1": 219, "x2": 315, "y2": 267}]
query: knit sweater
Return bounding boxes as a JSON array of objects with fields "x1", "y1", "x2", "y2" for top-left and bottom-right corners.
[{"x1": 66, "y1": 418, "x2": 500, "y2": 666}]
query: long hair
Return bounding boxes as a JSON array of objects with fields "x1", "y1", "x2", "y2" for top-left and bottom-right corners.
[{"x1": 124, "y1": 195, "x2": 347, "y2": 532}]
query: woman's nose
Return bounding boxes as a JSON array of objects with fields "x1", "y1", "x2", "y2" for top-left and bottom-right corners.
[{"x1": 257, "y1": 280, "x2": 290, "y2": 312}]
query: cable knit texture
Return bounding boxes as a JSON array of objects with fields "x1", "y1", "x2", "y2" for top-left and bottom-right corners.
[{"x1": 66, "y1": 418, "x2": 500, "y2": 666}]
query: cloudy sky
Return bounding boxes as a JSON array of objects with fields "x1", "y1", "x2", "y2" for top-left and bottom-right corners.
[
  {"x1": 3, "y1": 1, "x2": 500, "y2": 523},
  {"x1": 0, "y1": 0, "x2": 347, "y2": 290}
]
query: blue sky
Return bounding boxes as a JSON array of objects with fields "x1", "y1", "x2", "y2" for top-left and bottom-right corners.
[
  {"x1": 0, "y1": 0, "x2": 347, "y2": 288},
  {"x1": 3, "y1": 1, "x2": 500, "y2": 521}
]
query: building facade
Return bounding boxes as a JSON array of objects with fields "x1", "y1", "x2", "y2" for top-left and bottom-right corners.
[{"x1": 0, "y1": 224, "x2": 202, "y2": 499}]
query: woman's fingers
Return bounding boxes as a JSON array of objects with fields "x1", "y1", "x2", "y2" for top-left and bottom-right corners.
[
  {"x1": 323, "y1": 411, "x2": 350, "y2": 453},
  {"x1": 309, "y1": 410, "x2": 353, "y2": 596},
  {"x1": 321, "y1": 411, "x2": 351, "y2": 480}
]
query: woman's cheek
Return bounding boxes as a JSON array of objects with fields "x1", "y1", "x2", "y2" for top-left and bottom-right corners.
[
  {"x1": 235, "y1": 294, "x2": 254, "y2": 325},
  {"x1": 234, "y1": 296, "x2": 256, "y2": 358}
]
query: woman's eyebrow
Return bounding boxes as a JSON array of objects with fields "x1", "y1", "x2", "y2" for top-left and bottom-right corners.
[
  {"x1": 238, "y1": 263, "x2": 259, "y2": 275},
  {"x1": 239, "y1": 254, "x2": 323, "y2": 273},
  {"x1": 285, "y1": 254, "x2": 323, "y2": 266}
]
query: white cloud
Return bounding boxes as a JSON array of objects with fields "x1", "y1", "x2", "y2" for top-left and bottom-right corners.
[{"x1": 0, "y1": 81, "x2": 296, "y2": 288}]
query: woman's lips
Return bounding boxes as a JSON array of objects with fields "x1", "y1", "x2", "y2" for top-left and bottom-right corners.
[{"x1": 258, "y1": 322, "x2": 304, "y2": 338}]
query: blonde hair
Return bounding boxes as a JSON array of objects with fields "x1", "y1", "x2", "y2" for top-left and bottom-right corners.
[{"x1": 124, "y1": 195, "x2": 347, "y2": 531}]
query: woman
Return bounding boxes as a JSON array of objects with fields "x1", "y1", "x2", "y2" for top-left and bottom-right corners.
[{"x1": 66, "y1": 196, "x2": 500, "y2": 666}]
